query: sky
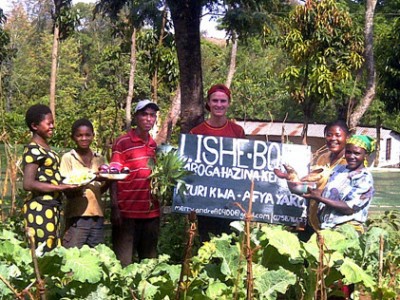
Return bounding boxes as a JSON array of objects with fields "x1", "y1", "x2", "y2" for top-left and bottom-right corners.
[{"x1": 0, "y1": 0, "x2": 226, "y2": 39}]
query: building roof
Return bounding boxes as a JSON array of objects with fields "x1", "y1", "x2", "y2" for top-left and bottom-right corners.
[{"x1": 235, "y1": 121, "x2": 398, "y2": 140}]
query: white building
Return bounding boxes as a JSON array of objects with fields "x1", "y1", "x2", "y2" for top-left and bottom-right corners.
[{"x1": 236, "y1": 121, "x2": 400, "y2": 168}]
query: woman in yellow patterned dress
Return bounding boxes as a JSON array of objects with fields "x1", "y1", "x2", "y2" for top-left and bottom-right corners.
[
  {"x1": 23, "y1": 104, "x2": 76, "y2": 252},
  {"x1": 299, "y1": 119, "x2": 351, "y2": 241}
]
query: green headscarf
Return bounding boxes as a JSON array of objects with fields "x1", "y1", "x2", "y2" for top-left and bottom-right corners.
[{"x1": 346, "y1": 135, "x2": 376, "y2": 154}]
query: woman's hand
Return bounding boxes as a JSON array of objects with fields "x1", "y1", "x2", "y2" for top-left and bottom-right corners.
[
  {"x1": 303, "y1": 188, "x2": 354, "y2": 215},
  {"x1": 24, "y1": 163, "x2": 78, "y2": 193},
  {"x1": 302, "y1": 188, "x2": 322, "y2": 200},
  {"x1": 62, "y1": 184, "x2": 84, "y2": 197}
]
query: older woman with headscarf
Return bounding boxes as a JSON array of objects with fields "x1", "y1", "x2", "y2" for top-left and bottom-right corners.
[{"x1": 303, "y1": 135, "x2": 375, "y2": 234}]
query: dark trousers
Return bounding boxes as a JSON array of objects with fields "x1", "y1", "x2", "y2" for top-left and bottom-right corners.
[
  {"x1": 63, "y1": 216, "x2": 104, "y2": 248},
  {"x1": 197, "y1": 216, "x2": 233, "y2": 242},
  {"x1": 112, "y1": 217, "x2": 160, "y2": 267}
]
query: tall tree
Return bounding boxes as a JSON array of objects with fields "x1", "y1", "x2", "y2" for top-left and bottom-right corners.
[
  {"x1": 227, "y1": 39, "x2": 291, "y2": 122},
  {"x1": 0, "y1": 9, "x2": 9, "y2": 65},
  {"x1": 225, "y1": 34, "x2": 237, "y2": 89},
  {"x1": 151, "y1": 5, "x2": 167, "y2": 103},
  {"x1": 0, "y1": 8, "x2": 10, "y2": 107},
  {"x1": 165, "y1": 0, "x2": 204, "y2": 133},
  {"x1": 348, "y1": 0, "x2": 377, "y2": 130},
  {"x1": 49, "y1": 0, "x2": 78, "y2": 122},
  {"x1": 95, "y1": 0, "x2": 162, "y2": 130},
  {"x1": 373, "y1": 2, "x2": 399, "y2": 117},
  {"x1": 166, "y1": 0, "x2": 289, "y2": 132},
  {"x1": 281, "y1": 0, "x2": 364, "y2": 142}
]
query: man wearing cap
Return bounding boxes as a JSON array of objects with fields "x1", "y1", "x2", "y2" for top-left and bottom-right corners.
[
  {"x1": 190, "y1": 84, "x2": 245, "y2": 242},
  {"x1": 110, "y1": 99, "x2": 160, "y2": 266}
]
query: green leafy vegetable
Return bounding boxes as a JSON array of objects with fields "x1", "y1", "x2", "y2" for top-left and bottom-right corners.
[{"x1": 149, "y1": 146, "x2": 193, "y2": 206}]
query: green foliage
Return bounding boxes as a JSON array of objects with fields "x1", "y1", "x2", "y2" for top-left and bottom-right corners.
[
  {"x1": 2, "y1": 1, "x2": 176, "y2": 152},
  {"x1": 0, "y1": 227, "x2": 31, "y2": 297},
  {"x1": 0, "y1": 8, "x2": 10, "y2": 63},
  {"x1": 230, "y1": 40, "x2": 293, "y2": 121},
  {"x1": 1, "y1": 213, "x2": 400, "y2": 299},
  {"x1": 220, "y1": 0, "x2": 290, "y2": 40},
  {"x1": 149, "y1": 146, "x2": 192, "y2": 206},
  {"x1": 376, "y1": 17, "x2": 400, "y2": 113},
  {"x1": 136, "y1": 29, "x2": 179, "y2": 93},
  {"x1": 201, "y1": 38, "x2": 228, "y2": 86},
  {"x1": 281, "y1": 0, "x2": 364, "y2": 121},
  {"x1": 158, "y1": 213, "x2": 189, "y2": 263},
  {"x1": 365, "y1": 210, "x2": 400, "y2": 298},
  {"x1": 56, "y1": 2, "x2": 80, "y2": 40}
]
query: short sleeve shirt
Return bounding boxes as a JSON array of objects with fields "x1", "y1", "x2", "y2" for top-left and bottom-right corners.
[
  {"x1": 60, "y1": 149, "x2": 105, "y2": 218},
  {"x1": 189, "y1": 120, "x2": 245, "y2": 138},
  {"x1": 111, "y1": 129, "x2": 160, "y2": 219},
  {"x1": 22, "y1": 142, "x2": 63, "y2": 206},
  {"x1": 319, "y1": 165, "x2": 374, "y2": 229}
]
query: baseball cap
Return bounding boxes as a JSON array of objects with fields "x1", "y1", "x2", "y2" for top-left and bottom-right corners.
[{"x1": 134, "y1": 99, "x2": 160, "y2": 113}]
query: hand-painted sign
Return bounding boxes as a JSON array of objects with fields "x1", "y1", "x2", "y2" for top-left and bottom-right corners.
[{"x1": 172, "y1": 134, "x2": 312, "y2": 226}]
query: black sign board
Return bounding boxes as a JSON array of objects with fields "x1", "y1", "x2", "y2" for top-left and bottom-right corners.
[{"x1": 172, "y1": 134, "x2": 312, "y2": 226}]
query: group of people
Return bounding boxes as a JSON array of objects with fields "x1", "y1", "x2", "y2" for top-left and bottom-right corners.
[
  {"x1": 22, "y1": 100, "x2": 161, "y2": 264},
  {"x1": 22, "y1": 84, "x2": 375, "y2": 273},
  {"x1": 23, "y1": 105, "x2": 111, "y2": 252}
]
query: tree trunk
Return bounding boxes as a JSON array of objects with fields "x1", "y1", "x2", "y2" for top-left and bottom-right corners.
[
  {"x1": 301, "y1": 118, "x2": 309, "y2": 145},
  {"x1": 225, "y1": 33, "x2": 238, "y2": 89},
  {"x1": 154, "y1": 86, "x2": 181, "y2": 145},
  {"x1": 49, "y1": 24, "x2": 59, "y2": 122},
  {"x1": 151, "y1": 7, "x2": 167, "y2": 104},
  {"x1": 166, "y1": 0, "x2": 204, "y2": 134},
  {"x1": 374, "y1": 116, "x2": 381, "y2": 167},
  {"x1": 348, "y1": 0, "x2": 377, "y2": 129},
  {"x1": 125, "y1": 28, "x2": 137, "y2": 131},
  {"x1": 153, "y1": 8, "x2": 167, "y2": 137}
]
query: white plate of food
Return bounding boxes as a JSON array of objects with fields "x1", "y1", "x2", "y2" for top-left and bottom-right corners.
[
  {"x1": 99, "y1": 173, "x2": 129, "y2": 180},
  {"x1": 63, "y1": 172, "x2": 96, "y2": 186}
]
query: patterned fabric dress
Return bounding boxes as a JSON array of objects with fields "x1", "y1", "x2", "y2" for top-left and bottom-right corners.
[
  {"x1": 307, "y1": 152, "x2": 347, "y2": 230},
  {"x1": 319, "y1": 165, "x2": 374, "y2": 233},
  {"x1": 22, "y1": 142, "x2": 63, "y2": 251}
]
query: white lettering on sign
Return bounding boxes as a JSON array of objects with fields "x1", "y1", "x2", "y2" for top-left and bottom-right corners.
[
  {"x1": 184, "y1": 162, "x2": 278, "y2": 182},
  {"x1": 184, "y1": 184, "x2": 280, "y2": 204},
  {"x1": 175, "y1": 134, "x2": 311, "y2": 226},
  {"x1": 185, "y1": 184, "x2": 208, "y2": 197},
  {"x1": 188, "y1": 135, "x2": 281, "y2": 171},
  {"x1": 185, "y1": 184, "x2": 236, "y2": 201},
  {"x1": 242, "y1": 191, "x2": 274, "y2": 204},
  {"x1": 273, "y1": 215, "x2": 306, "y2": 223},
  {"x1": 276, "y1": 194, "x2": 306, "y2": 207}
]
